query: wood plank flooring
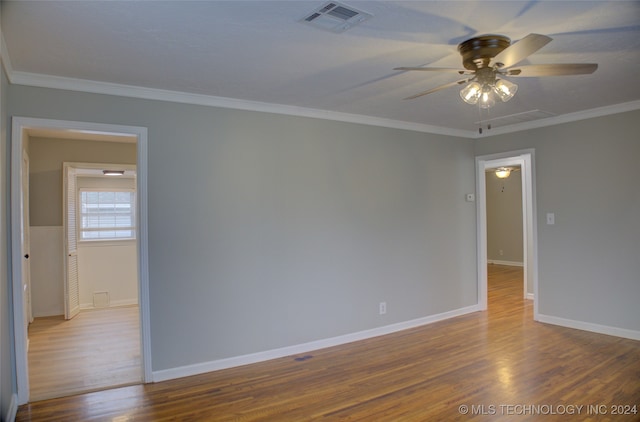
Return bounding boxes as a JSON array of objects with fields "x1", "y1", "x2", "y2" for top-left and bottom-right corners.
[
  {"x1": 17, "y1": 266, "x2": 640, "y2": 421},
  {"x1": 27, "y1": 306, "x2": 142, "y2": 401}
]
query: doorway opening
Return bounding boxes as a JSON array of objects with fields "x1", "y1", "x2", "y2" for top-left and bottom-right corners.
[
  {"x1": 11, "y1": 117, "x2": 151, "y2": 404},
  {"x1": 485, "y1": 164, "x2": 528, "y2": 299},
  {"x1": 475, "y1": 150, "x2": 539, "y2": 319}
]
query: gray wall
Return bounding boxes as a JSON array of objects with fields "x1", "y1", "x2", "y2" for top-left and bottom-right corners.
[
  {"x1": 1, "y1": 59, "x2": 15, "y2": 419},
  {"x1": 8, "y1": 81, "x2": 637, "y2": 384},
  {"x1": 486, "y1": 170, "x2": 523, "y2": 264},
  {"x1": 29, "y1": 137, "x2": 137, "y2": 227},
  {"x1": 476, "y1": 110, "x2": 640, "y2": 331},
  {"x1": 8, "y1": 85, "x2": 478, "y2": 371}
]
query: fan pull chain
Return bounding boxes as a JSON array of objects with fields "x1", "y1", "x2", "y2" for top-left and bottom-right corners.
[{"x1": 477, "y1": 103, "x2": 492, "y2": 134}]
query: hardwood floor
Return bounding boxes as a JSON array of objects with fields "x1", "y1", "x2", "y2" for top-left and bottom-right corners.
[
  {"x1": 17, "y1": 266, "x2": 640, "y2": 421},
  {"x1": 27, "y1": 306, "x2": 142, "y2": 401}
]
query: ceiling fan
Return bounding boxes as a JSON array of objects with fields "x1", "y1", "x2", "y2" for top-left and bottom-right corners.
[{"x1": 395, "y1": 34, "x2": 598, "y2": 109}]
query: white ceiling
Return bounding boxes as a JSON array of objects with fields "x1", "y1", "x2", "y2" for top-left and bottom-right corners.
[{"x1": 3, "y1": 1, "x2": 640, "y2": 136}]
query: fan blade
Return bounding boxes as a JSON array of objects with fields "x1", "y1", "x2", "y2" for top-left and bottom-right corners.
[
  {"x1": 403, "y1": 79, "x2": 470, "y2": 100},
  {"x1": 492, "y1": 33, "x2": 552, "y2": 68},
  {"x1": 394, "y1": 67, "x2": 471, "y2": 75},
  {"x1": 505, "y1": 63, "x2": 598, "y2": 76}
]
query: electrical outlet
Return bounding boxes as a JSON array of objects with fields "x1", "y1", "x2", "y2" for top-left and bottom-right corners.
[
  {"x1": 499, "y1": 249, "x2": 504, "y2": 256},
  {"x1": 379, "y1": 302, "x2": 387, "y2": 315}
]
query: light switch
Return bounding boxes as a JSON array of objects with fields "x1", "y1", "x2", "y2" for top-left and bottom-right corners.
[{"x1": 546, "y1": 213, "x2": 555, "y2": 225}]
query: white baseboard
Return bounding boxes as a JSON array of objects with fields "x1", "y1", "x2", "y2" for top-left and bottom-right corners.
[
  {"x1": 525, "y1": 293, "x2": 534, "y2": 300},
  {"x1": 152, "y1": 304, "x2": 482, "y2": 382},
  {"x1": 80, "y1": 299, "x2": 138, "y2": 310},
  {"x1": 487, "y1": 260, "x2": 524, "y2": 267},
  {"x1": 537, "y1": 314, "x2": 640, "y2": 341},
  {"x1": 6, "y1": 393, "x2": 18, "y2": 422},
  {"x1": 111, "y1": 299, "x2": 139, "y2": 307}
]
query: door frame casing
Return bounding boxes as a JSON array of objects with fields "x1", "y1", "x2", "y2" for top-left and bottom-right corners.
[
  {"x1": 21, "y1": 151, "x2": 32, "y2": 326},
  {"x1": 475, "y1": 149, "x2": 539, "y2": 319},
  {"x1": 11, "y1": 116, "x2": 152, "y2": 404}
]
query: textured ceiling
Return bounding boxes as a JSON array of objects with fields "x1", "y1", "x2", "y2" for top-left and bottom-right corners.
[{"x1": 2, "y1": 1, "x2": 640, "y2": 136}]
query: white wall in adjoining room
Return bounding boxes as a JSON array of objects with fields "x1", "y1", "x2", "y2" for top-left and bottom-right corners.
[
  {"x1": 77, "y1": 242, "x2": 138, "y2": 308},
  {"x1": 30, "y1": 226, "x2": 64, "y2": 317}
]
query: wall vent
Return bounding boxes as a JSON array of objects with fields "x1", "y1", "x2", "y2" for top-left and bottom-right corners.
[
  {"x1": 300, "y1": 2, "x2": 372, "y2": 33},
  {"x1": 93, "y1": 291, "x2": 110, "y2": 308}
]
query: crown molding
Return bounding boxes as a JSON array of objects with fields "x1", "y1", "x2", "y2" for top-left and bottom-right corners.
[
  {"x1": 5, "y1": 68, "x2": 639, "y2": 140},
  {"x1": 0, "y1": 26, "x2": 15, "y2": 78},
  {"x1": 8, "y1": 70, "x2": 476, "y2": 139},
  {"x1": 474, "y1": 100, "x2": 640, "y2": 139}
]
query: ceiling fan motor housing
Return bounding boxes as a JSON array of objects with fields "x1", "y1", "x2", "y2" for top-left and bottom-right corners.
[{"x1": 458, "y1": 35, "x2": 511, "y2": 70}]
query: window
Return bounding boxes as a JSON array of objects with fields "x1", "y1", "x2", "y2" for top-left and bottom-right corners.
[{"x1": 79, "y1": 189, "x2": 136, "y2": 240}]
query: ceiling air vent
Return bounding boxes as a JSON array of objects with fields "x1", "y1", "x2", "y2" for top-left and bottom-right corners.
[
  {"x1": 476, "y1": 110, "x2": 556, "y2": 128},
  {"x1": 301, "y1": 2, "x2": 372, "y2": 33}
]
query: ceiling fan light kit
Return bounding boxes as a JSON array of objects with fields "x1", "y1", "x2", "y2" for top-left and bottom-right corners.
[
  {"x1": 396, "y1": 33, "x2": 598, "y2": 130},
  {"x1": 459, "y1": 77, "x2": 518, "y2": 108},
  {"x1": 493, "y1": 79, "x2": 518, "y2": 102},
  {"x1": 495, "y1": 167, "x2": 511, "y2": 179},
  {"x1": 460, "y1": 82, "x2": 482, "y2": 103}
]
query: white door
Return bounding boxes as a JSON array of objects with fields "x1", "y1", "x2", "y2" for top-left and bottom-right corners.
[
  {"x1": 64, "y1": 165, "x2": 80, "y2": 319},
  {"x1": 21, "y1": 152, "x2": 32, "y2": 342}
]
